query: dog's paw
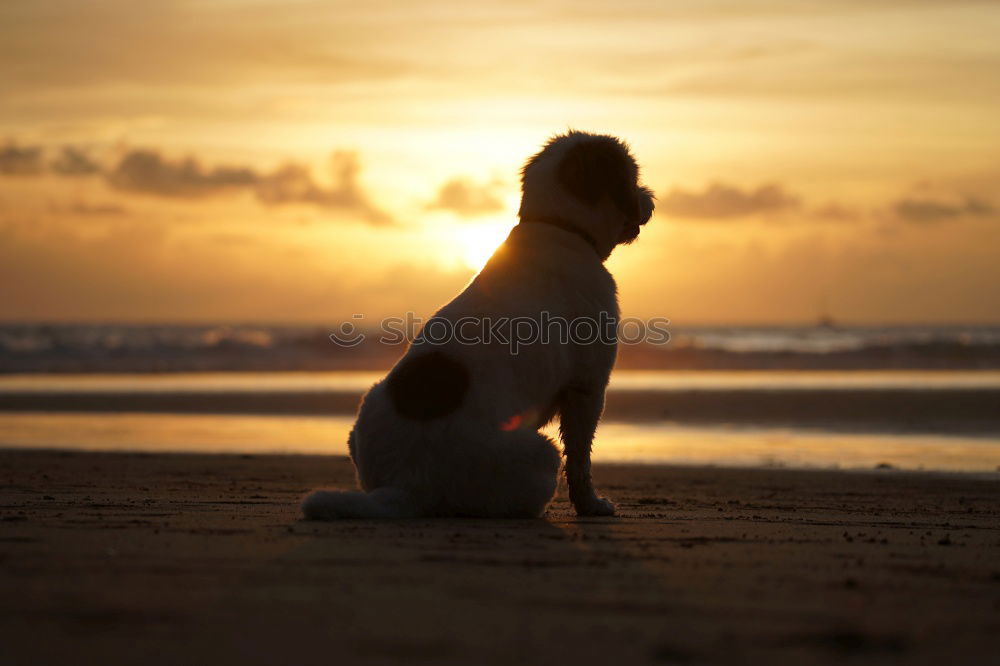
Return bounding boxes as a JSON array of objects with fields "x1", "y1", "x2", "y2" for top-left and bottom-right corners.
[{"x1": 575, "y1": 496, "x2": 616, "y2": 517}]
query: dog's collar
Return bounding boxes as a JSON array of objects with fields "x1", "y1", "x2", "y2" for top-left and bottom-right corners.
[{"x1": 518, "y1": 216, "x2": 600, "y2": 256}]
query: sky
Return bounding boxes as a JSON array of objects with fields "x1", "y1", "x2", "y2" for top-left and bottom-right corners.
[{"x1": 1, "y1": 0, "x2": 999, "y2": 324}]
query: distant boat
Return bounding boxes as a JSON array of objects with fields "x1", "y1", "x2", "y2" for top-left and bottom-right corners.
[
  {"x1": 816, "y1": 294, "x2": 837, "y2": 329},
  {"x1": 816, "y1": 313, "x2": 837, "y2": 330}
]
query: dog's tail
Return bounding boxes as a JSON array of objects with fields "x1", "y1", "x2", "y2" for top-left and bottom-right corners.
[{"x1": 301, "y1": 486, "x2": 417, "y2": 520}]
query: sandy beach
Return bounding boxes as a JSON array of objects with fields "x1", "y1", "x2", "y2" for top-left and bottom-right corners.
[{"x1": 1, "y1": 450, "x2": 997, "y2": 665}]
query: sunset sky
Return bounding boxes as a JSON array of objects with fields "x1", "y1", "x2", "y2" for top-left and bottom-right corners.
[{"x1": 2, "y1": 0, "x2": 999, "y2": 324}]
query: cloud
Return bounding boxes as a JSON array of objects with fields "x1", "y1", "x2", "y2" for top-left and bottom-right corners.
[
  {"x1": 1, "y1": 142, "x2": 103, "y2": 177},
  {"x1": 107, "y1": 149, "x2": 258, "y2": 197},
  {"x1": 67, "y1": 201, "x2": 129, "y2": 216},
  {"x1": 99, "y1": 147, "x2": 390, "y2": 225},
  {"x1": 655, "y1": 181, "x2": 997, "y2": 226},
  {"x1": 811, "y1": 203, "x2": 861, "y2": 222},
  {"x1": 425, "y1": 177, "x2": 505, "y2": 217},
  {"x1": 255, "y1": 152, "x2": 391, "y2": 225},
  {"x1": 1, "y1": 140, "x2": 392, "y2": 225},
  {"x1": 893, "y1": 196, "x2": 995, "y2": 223},
  {"x1": 0, "y1": 142, "x2": 44, "y2": 175},
  {"x1": 50, "y1": 146, "x2": 103, "y2": 176},
  {"x1": 658, "y1": 182, "x2": 799, "y2": 219}
]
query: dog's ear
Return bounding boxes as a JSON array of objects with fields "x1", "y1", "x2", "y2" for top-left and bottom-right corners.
[{"x1": 557, "y1": 139, "x2": 639, "y2": 219}]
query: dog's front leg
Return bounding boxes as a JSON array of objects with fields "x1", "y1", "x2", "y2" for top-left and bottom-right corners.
[{"x1": 559, "y1": 386, "x2": 615, "y2": 516}]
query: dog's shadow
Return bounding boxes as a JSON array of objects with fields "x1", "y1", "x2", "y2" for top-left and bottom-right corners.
[
  {"x1": 214, "y1": 493, "x2": 687, "y2": 664},
  {"x1": 200, "y1": 455, "x2": 687, "y2": 660}
]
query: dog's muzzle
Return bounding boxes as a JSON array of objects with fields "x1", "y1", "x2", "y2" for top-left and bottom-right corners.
[
  {"x1": 618, "y1": 223, "x2": 642, "y2": 244},
  {"x1": 619, "y1": 186, "x2": 655, "y2": 244}
]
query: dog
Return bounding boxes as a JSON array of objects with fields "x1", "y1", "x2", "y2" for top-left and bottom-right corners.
[{"x1": 303, "y1": 130, "x2": 654, "y2": 518}]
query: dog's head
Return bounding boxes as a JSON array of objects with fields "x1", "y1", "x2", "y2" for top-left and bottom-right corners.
[{"x1": 518, "y1": 130, "x2": 654, "y2": 260}]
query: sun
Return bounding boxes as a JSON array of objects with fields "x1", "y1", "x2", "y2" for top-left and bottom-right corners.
[{"x1": 456, "y1": 222, "x2": 513, "y2": 271}]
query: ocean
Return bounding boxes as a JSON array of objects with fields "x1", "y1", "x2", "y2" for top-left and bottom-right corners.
[
  {"x1": 1, "y1": 324, "x2": 998, "y2": 472},
  {"x1": 2, "y1": 323, "x2": 1000, "y2": 372}
]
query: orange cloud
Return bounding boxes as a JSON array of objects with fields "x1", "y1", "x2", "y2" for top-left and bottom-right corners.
[
  {"x1": 50, "y1": 146, "x2": 102, "y2": 176},
  {"x1": 658, "y1": 182, "x2": 799, "y2": 219},
  {"x1": 893, "y1": 196, "x2": 995, "y2": 224},
  {"x1": 425, "y1": 177, "x2": 505, "y2": 217},
  {"x1": 255, "y1": 152, "x2": 391, "y2": 226},
  {"x1": 100, "y1": 147, "x2": 391, "y2": 225},
  {"x1": 0, "y1": 142, "x2": 43, "y2": 175},
  {"x1": 107, "y1": 149, "x2": 257, "y2": 197}
]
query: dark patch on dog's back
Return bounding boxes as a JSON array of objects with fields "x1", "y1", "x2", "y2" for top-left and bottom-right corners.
[{"x1": 387, "y1": 351, "x2": 469, "y2": 421}]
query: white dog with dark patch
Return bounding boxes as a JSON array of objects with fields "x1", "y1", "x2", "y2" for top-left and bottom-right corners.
[{"x1": 303, "y1": 130, "x2": 654, "y2": 518}]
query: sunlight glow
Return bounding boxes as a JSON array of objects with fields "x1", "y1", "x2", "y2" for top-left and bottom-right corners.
[{"x1": 456, "y1": 221, "x2": 512, "y2": 271}]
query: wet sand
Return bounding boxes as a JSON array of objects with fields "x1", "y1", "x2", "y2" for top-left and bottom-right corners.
[
  {"x1": 1, "y1": 450, "x2": 998, "y2": 665},
  {"x1": 3, "y1": 386, "x2": 1000, "y2": 434}
]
